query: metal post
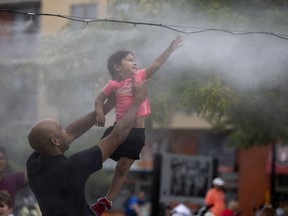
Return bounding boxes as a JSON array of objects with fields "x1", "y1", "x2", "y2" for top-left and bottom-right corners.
[
  {"x1": 151, "y1": 153, "x2": 162, "y2": 216},
  {"x1": 270, "y1": 143, "x2": 276, "y2": 206}
]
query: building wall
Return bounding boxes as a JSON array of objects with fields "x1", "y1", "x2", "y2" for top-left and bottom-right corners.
[
  {"x1": 168, "y1": 130, "x2": 198, "y2": 155},
  {"x1": 0, "y1": 11, "x2": 13, "y2": 37},
  {"x1": 237, "y1": 146, "x2": 270, "y2": 216},
  {"x1": 41, "y1": 0, "x2": 108, "y2": 34}
]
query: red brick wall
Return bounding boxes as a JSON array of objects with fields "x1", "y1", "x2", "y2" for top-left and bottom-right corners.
[{"x1": 237, "y1": 146, "x2": 270, "y2": 216}]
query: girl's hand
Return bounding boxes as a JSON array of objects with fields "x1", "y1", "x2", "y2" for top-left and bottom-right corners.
[
  {"x1": 95, "y1": 115, "x2": 105, "y2": 127},
  {"x1": 170, "y1": 35, "x2": 183, "y2": 51}
]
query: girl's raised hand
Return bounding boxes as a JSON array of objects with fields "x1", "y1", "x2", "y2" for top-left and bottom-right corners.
[{"x1": 170, "y1": 35, "x2": 183, "y2": 51}]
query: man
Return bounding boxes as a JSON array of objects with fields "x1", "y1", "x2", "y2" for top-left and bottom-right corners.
[
  {"x1": 26, "y1": 79, "x2": 147, "y2": 216},
  {"x1": 0, "y1": 146, "x2": 28, "y2": 205},
  {"x1": 205, "y1": 177, "x2": 226, "y2": 216}
]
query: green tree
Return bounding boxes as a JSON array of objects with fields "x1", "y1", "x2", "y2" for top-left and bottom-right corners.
[{"x1": 152, "y1": 67, "x2": 288, "y2": 147}]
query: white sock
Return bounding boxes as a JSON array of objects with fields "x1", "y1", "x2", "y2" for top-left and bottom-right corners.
[{"x1": 105, "y1": 197, "x2": 112, "y2": 205}]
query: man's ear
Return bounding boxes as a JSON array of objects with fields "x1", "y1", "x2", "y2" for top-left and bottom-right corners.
[{"x1": 50, "y1": 136, "x2": 60, "y2": 146}]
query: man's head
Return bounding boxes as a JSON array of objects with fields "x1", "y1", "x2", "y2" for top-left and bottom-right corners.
[{"x1": 28, "y1": 119, "x2": 69, "y2": 156}]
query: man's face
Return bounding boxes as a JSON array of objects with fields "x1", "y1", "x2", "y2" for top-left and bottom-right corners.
[{"x1": 0, "y1": 153, "x2": 6, "y2": 172}]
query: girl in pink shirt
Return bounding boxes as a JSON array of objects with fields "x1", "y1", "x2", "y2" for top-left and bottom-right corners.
[{"x1": 91, "y1": 36, "x2": 183, "y2": 216}]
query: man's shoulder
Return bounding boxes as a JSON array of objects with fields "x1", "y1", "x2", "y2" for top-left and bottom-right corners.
[{"x1": 27, "y1": 151, "x2": 40, "y2": 162}]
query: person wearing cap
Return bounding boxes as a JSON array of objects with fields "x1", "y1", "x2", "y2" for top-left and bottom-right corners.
[{"x1": 204, "y1": 177, "x2": 226, "y2": 216}]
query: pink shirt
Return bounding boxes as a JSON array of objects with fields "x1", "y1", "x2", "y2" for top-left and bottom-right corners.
[{"x1": 102, "y1": 69, "x2": 151, "y2": 121}]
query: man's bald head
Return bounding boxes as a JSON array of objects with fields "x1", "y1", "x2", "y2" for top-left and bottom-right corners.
[{"x1": 28, "y1": 119, "x2": 62, "y2": 154}]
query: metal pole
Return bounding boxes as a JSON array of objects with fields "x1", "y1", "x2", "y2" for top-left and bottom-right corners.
[
  {"x1": 151, "y1": 153, "x2": 162, "y2": 216},
  {"x1": 270, "y1": 143, "x2": 276, "y2": 206}
]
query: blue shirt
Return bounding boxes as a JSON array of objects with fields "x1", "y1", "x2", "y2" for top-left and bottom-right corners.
[{"x1": 124, "y1": 196, "x2": 138, "y2": 216}]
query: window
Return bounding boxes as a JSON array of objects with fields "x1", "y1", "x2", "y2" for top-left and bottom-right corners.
[
  {"x1": 0, "y1": 5, "x2": 40, "y2": 58},
  {"x1": 71, "y1": 4, "x2": 97, "y2": 30}
]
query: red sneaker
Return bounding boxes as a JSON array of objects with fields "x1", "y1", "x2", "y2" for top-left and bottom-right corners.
[{"x1": 91, "y1": 197, "x2": 112, "y2": 216}]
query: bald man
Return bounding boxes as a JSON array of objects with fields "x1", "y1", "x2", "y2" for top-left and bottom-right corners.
[{"x1": 26, "y1": 80, "x2": 147, "y2": 216}]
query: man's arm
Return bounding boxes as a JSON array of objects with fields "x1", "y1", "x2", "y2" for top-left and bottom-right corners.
[
  {"x1": 64, "y1": 95, "x2": 115, "y2": 145},
  {"x1": 97, "y1": 78, "x2": 147, "y2": 161},
  {"x1": 145, "y1": 35, "x2": 183, "y2": 79},
  {"x1": 95, "y1": 92, "x2": 109, "y2": 127}
]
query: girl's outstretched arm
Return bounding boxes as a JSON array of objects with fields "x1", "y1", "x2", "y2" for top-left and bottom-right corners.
[{"x1": 145, "y1": 35, "x2": 183, "y2": 79}]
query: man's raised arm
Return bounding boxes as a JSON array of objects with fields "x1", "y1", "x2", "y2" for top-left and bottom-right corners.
[{"x1": 64, "y1": 95, "x2": 116, "y2": 145}]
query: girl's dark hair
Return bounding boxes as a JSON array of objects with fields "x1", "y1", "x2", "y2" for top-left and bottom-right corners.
[{"x1": 107, "y1": 50, "x2": 134, "y2": 79}]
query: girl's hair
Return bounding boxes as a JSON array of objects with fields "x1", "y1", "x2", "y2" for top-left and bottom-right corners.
[
  {"x1": 0, "y1": 191, "x2": 13, "y2": 208},
  {"x1": 107, "y1": 50, "x2": 134, "y2": 79}
]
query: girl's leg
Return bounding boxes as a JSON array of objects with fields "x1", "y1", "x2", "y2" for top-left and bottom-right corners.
[
  {"x1": 91, "y1": 157, "x2": 135, "y2": 215},
  {"x1": 106, "y1": 157, "x2": 135, "y2": 201}
]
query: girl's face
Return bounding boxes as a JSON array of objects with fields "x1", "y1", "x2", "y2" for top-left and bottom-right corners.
[
  {"x1": 117, "y1": 53, "x2": 137, "y2": 79},
  {"x1": 0, "y1": 202, "x2": 12, "y2": 216}
]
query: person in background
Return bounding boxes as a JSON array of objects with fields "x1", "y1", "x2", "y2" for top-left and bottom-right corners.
[
  {"x1": 171, "y1": 203, "x2": 193, "y2": 216},
  {"x1": 221, "y1": 200, "x2": 241, "y2": 216},
  {"x1": 205, "y1": 177, "x2": 226, "y2": 216},
  {"x1": 276, "y1": 196, "x2": 288, "y2": 216},
  {"x1": 93, "y1": 35, "x2": 183, "y2": 216},
  {"x1": 0, "y1": 146, "x2": 28, "y2": 205},
  {"x1": 0, "y1": 191, "x2": 14, "y2": 216},
  {"x1": 26, "y1": 79, "x2": 147, "y2": 216},
  {"x1": 124, "y1": 191, "x2": 148, "y2": 216},
  {"x1": 257, "y1": 205, "x2": 277, "y2": 216}
]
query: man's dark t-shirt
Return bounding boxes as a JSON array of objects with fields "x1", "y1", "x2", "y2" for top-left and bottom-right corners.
[{"x1": 26, "y1": 146, "x2": 102, "y2": 216}]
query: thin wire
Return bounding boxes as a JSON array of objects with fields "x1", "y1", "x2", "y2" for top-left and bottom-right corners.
[{"x1": 1, "y1": 9, "x2": 288, "y2": 41}]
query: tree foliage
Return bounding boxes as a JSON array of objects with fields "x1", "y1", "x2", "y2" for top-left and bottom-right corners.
[{"x1": 166, "y1": 69, "x2": 288, "y2": 147}]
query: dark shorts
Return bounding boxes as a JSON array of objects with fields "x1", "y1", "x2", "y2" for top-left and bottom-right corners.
[{"x1": 101, "y1": 125, "x2": 145, "y2": 161}]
